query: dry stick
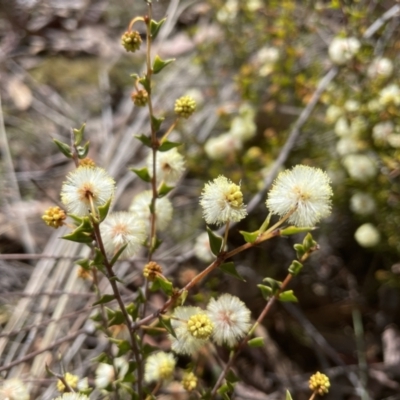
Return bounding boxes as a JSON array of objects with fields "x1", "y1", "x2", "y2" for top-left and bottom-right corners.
[
  {"x1": 0, "y1": 329, "x2": 86, "y2": 374},
  {"x1": 0, "y1": 254, "x2": 80, "y2": 260}
]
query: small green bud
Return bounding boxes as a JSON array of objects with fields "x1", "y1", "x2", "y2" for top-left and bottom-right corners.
[
  {"x1": 131, "y1": 89, "x2": 148, "y2": 106},
  {"x1": 121, "y1": 31, "x2": 142, "y2": 53},
  {"x1": 174, "y1": 96, "x2": 196, "y2": 118}
]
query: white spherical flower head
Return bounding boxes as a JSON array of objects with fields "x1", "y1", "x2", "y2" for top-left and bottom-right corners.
[
  {"x1": 144, "y1": 352, "x2": 176, "y2": 383},
  {"x1": 207, "y1": 294, "x2": 251, "y2": 347},
  {"x1": 100, "y1": 212, "x2": 146, "y2": 258},
  {"x1": 336, "y1": 138, "x2": 360, "y2": 156},
  {"x1": 355, "y1": 223, "x2": 380, "y2": 248},
  {"x1": 230, "y1": 115, "x2": 257, "y2": 142},
  {"x1": 342, "y1": 154, "x2": 377, "y2": 181},
  {"x1": 367, "y1": 57, "x2": 393, "y2": 79},
  {"x1": 54, "y1": 394, "x2": 89, "y2": 400},
  {"x1": 200, "y1": 176, "x2": 247, "y2": 226},
  {"x1": 350, "y1": 193, "x2": 376, "y2": 216},
  {"x1": 379, "y1": 84, "x2": 400, "y2": 107},
  {"x1": 169, "y1": 306, "x2": 210, "y2": 355},
  {"x1": 194, "y1": 231, "x2": 215, "y2": 263},
  {"x1": 372, "y1": 121, "x2": 394, "y2": 144},
  {"x1": 328, "y1": 37, "x2": 360, "y2": 65},
  {"x1": 130, "y1": 190, "x2": 173, "y2": 231},
  {"x1": 0, "y1": 378, "x2": 29, "y2": 400},
  {"x1": 204, "y1": 133, "x2": 242, "y2": 160},
  {"x1": 266, "y1": 165, "x2": 333, "y2": 227},
  {"x1": 61, "y1": 167, "x2": 115, "y2": 217},
  {"x1": 147, "y1": 148, "x2": 185, "y2": 186},
  {"x1": 95, "y1": 357, "x2": 128, "y2": 389}
]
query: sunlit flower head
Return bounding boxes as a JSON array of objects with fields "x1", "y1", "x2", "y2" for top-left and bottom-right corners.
[
  {"x1": 100, "y1": 211, "x2": 146, "y2": 258},
  {"x1": 373, "y1": 121, "x2": 394, "y2": 144},
  {"x1": 328, "y1": 36, "x2": 360, "y2": 65},
  {"x1": 0, "y1": 379, "x2": 29, "y2": 400},
  {"x1": 367, "y1": 57, "x2": 393, "y2": 79},
  {"x1": 342, "y1": 154, "x2": 377, "y2": 181},
  {"x1": 61, "y1": 167, "x2": 115, "y2": 216},
  {"x1": 355, "y1": 223, "x2": 380, "y2": 248},
  {"x1": 194, "y1": 231, "x2": 215, "y2": 263},
  {"x1": 207, "y1": 293, "x2": 251, "y2": 347},
  {"x1": 336, "y1": 138, "x2": 360, "y2": 156},
  {"x1": 266, "y1": 165, "x2": 333, "y2": 227},
  {"x1": 169, "y1": 306, "x2": 211, "y2": 355},
  {"x1": 230, "y1": 115, "x2": 257, "y2": 142},
  {"x1": 182, "y1": 371, "x2": 198, "y2": 392},
  {"x1": 144, "y1": 352, "x2": 176, "y2": 383},
  {"x1": 147, "y1": 148, "x2": 185, "y2": 186},
  {"x1": 200, "y1": 176, "x2": 247, "y2": 226},
  {"x1": 309, "y1": 372, "x2": 330, "y2": 396},
  {"x1": 379, "y1": 84, "x2": 400, "y2": 107},
  {"x1": 95, "y1": 357, "x2": 128, "y2": 389},
  {"x1": 325, "y1": 104, "x2": 343, "y2": 124},
  {"x1": 57, "y1": 372, "x2": 79, "y2": 392},
  {"x1": 129, "y1": 190, "x2": 173, "y2": 232}
]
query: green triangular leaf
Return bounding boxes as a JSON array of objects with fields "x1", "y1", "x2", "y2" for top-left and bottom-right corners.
[
  {"x1": 73, "y1": 123, "x2": 86, "y2": 145},
  {"x1": 152, "y1": 55, "x2": 175, "y2": 74},
  {"x1": 98, "y1": 197, "x2": 112, "y2": 222},
  {"x1": 248, "y1": 337, "x2": 265, "y2": 347},
  {"x1": 138, "y1": 76, "x2": 151, "y2": 92},
  {"x1": 159, "y1": 316, "x2": 176, "y2": 338},
  {"x1": 239, "y1": 230, "x2": 259, "y2": 244},
  {"x1": 151, "y1": 115, "x2": 164, "y2": 132},
  {"x1": 257, "y1": 284, "x2": 273, "y2": 300},
  {"x1": 109, "y1": 243, "x2": 128, "y2": 267},
  {"x1": 286, "y1": 390, "x2": 294, "y2": 400},
  {"x1": 53, "y1": 139, "x2": 72, "y2": 158},
  {"x1": 288, "y1": 260, "x2": 303, "y2": 276},
  {"x1": 206, "y1": 226, "x2": 223, "y2": 256},
  {"x1": 150, "y1": 18, "x2": 166, "y2": 39},
  {"x1": 278, "y1": 290, "x2": 298, "y2": 303},
  {"x1": 130, "y1": 167, "x2": 151, "y2": 182},
  {"x1": 151, "y1": 275, "x2": 173, "y2": 296},
  {"x1": 280, "y1": 226, "x2": 313, "y2": 236},
  {"x1": 219, "y1": 262, "x2": 245, "y2": 282},
  {"x1": 158, "y1": 140, "x2": 182, "y2": 152},
  {"x1": 77, "y1": 141, "x2": 90, "y2": 158},
  {"x1": 158, "y1": 182, "x2": 174, "y2": 197},
  {"x1": 262, "y1": 277, "x2": 282, "y2": 292},
  {"x1": 92, "y1": 294, "x2": 115, "y2": 306},
  {"x1": 135, "y1": 134, "x2": 152, "y2": 148}
]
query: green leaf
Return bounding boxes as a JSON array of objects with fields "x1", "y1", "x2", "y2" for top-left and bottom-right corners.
[
  {"x1": 158, "y1": 182, "x2": 174, "y2": 197},
  {"x1": 206, "y1": 226, "x2": 223, "y2": 256},
  {"x1": 150, "y1": 18, "x2": 166, "y2": 39},
  {"x1": 280, "y1": 226, "x2": 313, "y2": 236},
  {"x1": 248, "y1": 337, "x2": 265, "y2": 347},
  {"x1": 226, "y1": 370, "x2": 239, "y2": 384},
  {"x1": 98, "y1": 197, "x2": 112, "y2": 222},
  {"x1": 62, "y1": 225, "x2": 93, "y2": 244},
  {"x1": 151, "y1": 115, "x2": 164, "y2": 132},
  {"x1": 288, "y1": 260, "x2": 303, "y2": 276},
  {"x1": 53, "y1": 139, "x2": 72, "y2": 158},
  {"x1": 92, "y1": 247, "x2": 104, "y2": 266},
  {"x1": 257, "y1": 284, "x2": 273, "y2": 300},
  {"x1": 77, "y1": 141, "x2": 90, "y2": 159},
  {"x1": 286, "y1": 390, "x2": 294, "y2": 400},
  {"x1": 151, "y1": 275, "x2": 173, "y2": 296},
  {"x1": 109, "y1": 244, "x2": 128, "y2": 267},
  {"x1": 131, "y1": 167, "x2": 151, "y2": 182},
  {"x1": 109, "y1": 310, "x2": 126, "y2": 326},
  {"x1": 152, "y1": 55, "x2": 175, "y2": 74},
  {"x1": 92, "y1": 294, "x2": 115, "y2": 306},
  {"x1": 279, "y1": 290, "x2": 298, "y2": 303},
  {"x1": 219, "y1": 262, "x2": 245, "y2": 282},
  {"x1": 262, "y1": 277, "x2": 282, "y2": 292},
  {"x1": 73, "y1": 123, "x2": 86, "y2": 145},
  {"x1": 138, "y1": 76, "x2": 151, "y2": 92},
  {"x1": 76, "y1": 258, "x2": 90, "y2": 269},
  {"x1": 217, "y1": 384, "x2": 230, "y2": 395},
  {"x1": 159, "y1": 316, "x2": 176, "y2": 338},
  {"x1": 303, "y1": 232, "x2": 317, "y2": 251},
  {"x1": 126, "y1": 302, "x2": 138, "y2": 321},
  {"x1": 135, "y1": 134, "x2": 152, "y2": 148},
  {"x1": 293, "y1": 244, "x2": 305, "y2": 260},
  {"x1": 239, "y1": 230, "x2": 259, "y2": 244},
  {"x1": 158, "y1": 140, "x2": 182, "y2": 152},
  {"x1": 91, "y1": 352, "x2": 111, "y2": 364}
]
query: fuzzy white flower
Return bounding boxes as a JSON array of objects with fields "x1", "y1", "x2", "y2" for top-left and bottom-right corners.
[
  {"x1": 334, "y1": 116, "x2": 350, "y2": 137},
  {"x1": 387, "y1": 134, "x2": 400, "y2": 148},
  {"x1": 207, "y1": 294, "x2": 251, "y2": 347},
  {"x1": 266, "y1": 165, "x2": 333, "y2": 227},
  {"x1": 355, "y1": 223, "x2": 380, "y2": 247},
  {"x1": 230, "y1": 115, "x2": 257, "y2": 142},
  {"x1": 0, "y1": 379, "x2": 29, "y2": 400},
  {"x1": 53, "y1": 394, "x2": 89, "y2": 400},
  {"x1": 169, "y1": 306, "x2": 211, "y2": 355},
  {"x1": 372, "y1": 121, "x2": 394, "y2": 144},
  {"x1": 325, "y1": 105, "x2": 343, "y2": 124},
  {"x1": 95, "y1": 357, "x2": 129, "y2": 389},
  {"x1": 129, "y1": 190, "x2": 173, "y2": 231},
  {"x1": 350, "y1": 116, "x2": 368, "y2": 136},
  {"x1": 216, "y1": 0, "x2": 238, "y2": 22},
  {"x1": 257, "y1": 46, "x2": 279, "y2": 76},
  {"x1": 61, "y1": 167, "x2": 115, "y2": 216},
  {"x1": 144, "y1": 352, "x2": 176, "y2": 383},
  {"x1": 350, "y1": 193, "x2": 376, "y2": 215},
  {"x1": 336, "y1": 137, "x2": 360, "y2": 156},
  {"x1": 147, "y1": 148, "x2": 185, "y2": 186},
  {"x1": 344, "y1": 100, "x2": 360, "y2": 113},
  {"x1": 342, "y1": 154, "x2": 377, "y2": 181},
  {"x1": 100, "y1": 211, "x2": 146, "y2": 258},
  {"x1": 200, "y1": 176, "x2": 247, "y2": 226},
  {"x1": 204, "y1": 133, "x2": 242, "y2": 160},
  {"x1": 367, "y1": 57, "x2": 393, "y2": 79},
  {"x1": 194, "y1": 231, "x2": 215, "y2": 263},
  {"x1": 328, "y1": 37, "x2": 360, "y2": 65},
  {"x1": 379, "y1": 84, "x2": 400, "y2": 107}
]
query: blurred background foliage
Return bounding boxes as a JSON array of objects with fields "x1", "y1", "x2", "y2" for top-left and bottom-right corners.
[{"x1": 1, "y1": 0, "x2": 400, "y2": 398}]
